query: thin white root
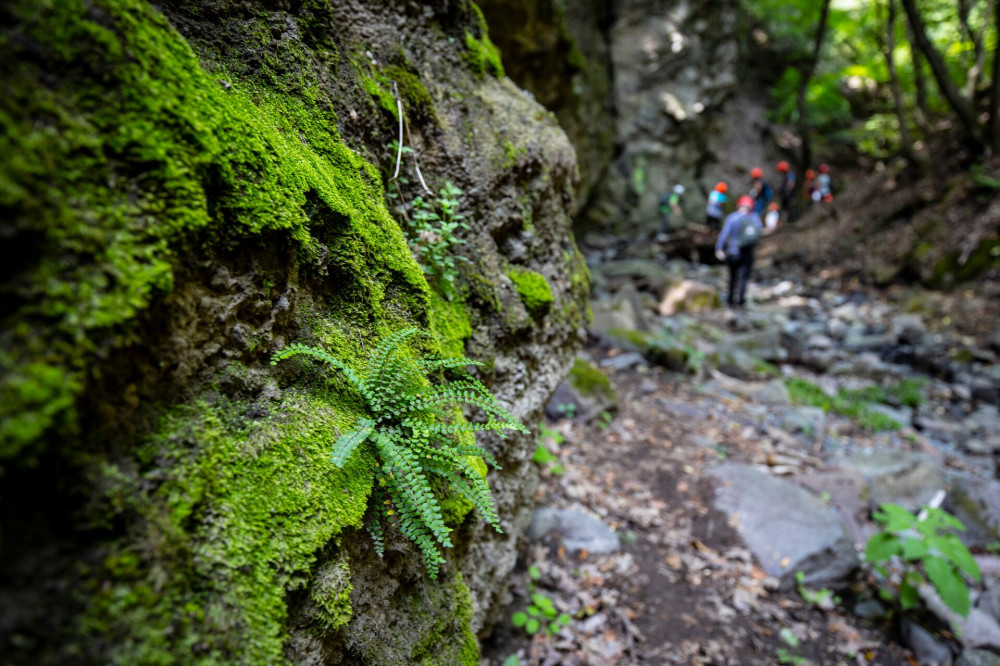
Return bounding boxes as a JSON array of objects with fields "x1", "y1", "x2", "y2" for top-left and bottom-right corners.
[{"x1": 392, "y1": 81, "x2": 403, "y2": 180}]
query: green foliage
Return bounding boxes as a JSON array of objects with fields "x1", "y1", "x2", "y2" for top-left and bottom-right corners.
[
  {"x1": 795, "y1": 570, "x2": 840, "y2": 610},
  {"x1": 272, "y1": 328, "x2": 528, "y2": 578},
  {"x1": 533, "y1": 422, "x2": 565, "y2": 475},
  {"x1": 776, "y1": 627, "x2": 806, "y2": 665},
  {"x1": 785, "y1": 377, "x2": 919, "y2": 431},
  {"x1": 510, "y1": 567, "x2": 571, "y2": 637},
  {"x1": 406, "y1": 182, "x2": 472, "y2": 301},
  {"x1": 865, "y1": 503, "x2": 981, "y2": 617}
]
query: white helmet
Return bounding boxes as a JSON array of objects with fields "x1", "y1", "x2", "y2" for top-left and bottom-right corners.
[{"x1": 673, "y1": 184, "x2": 685, "y2": 195}]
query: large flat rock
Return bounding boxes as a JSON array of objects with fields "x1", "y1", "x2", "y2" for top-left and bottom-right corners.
[{"x1": 709, "y1": 463, "x2": 859, "y2": 590}]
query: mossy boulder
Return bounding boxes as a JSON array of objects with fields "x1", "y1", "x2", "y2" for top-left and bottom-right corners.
[{"x1": 0, "y1": 1, "x2": 587, "y2": 664}]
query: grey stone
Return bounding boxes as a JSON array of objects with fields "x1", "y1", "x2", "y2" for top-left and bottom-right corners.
[
  {"x1": 835, "y1": 449, "x2": 946, "y2": 512},
  {"x1": 868, "y1": 403, "x2": 912, "y2": 428},
  {"x1": 827, "y1": 318, "x2": 850, "y2": 341},
  {"x1": 802, "y1": 348, "x2": 837, "y2": 373},
  {"x1": 921, "y1": 584, "x2": 1000, "y2": 651},
  {"x1": 590, "y1": 282, "x2": 648, "y2": 337},
  {"x1": 728, "y1": 327, "x2": 787, "y2": 363},
  {"x1": 900, "y1": 617, "x2": 954, "y2": 666},
  {"x1": 915, "y1": 415, "x2": 971, "y2": 446},
  {"x1": 852, "y1": 598, "x2": 887, "y2": 619},
  {"x1": 710, "y1": 345, "x2": 764, "y2": 380},
  {"x1": 956, "y1": 649, "x2": 1000, "y2": 666},
  {"x1": 527, "y1": 507, "x2": 620, "y2": 554},
  {"x1": 709, "y1": 463, "x2": 859, "y2": 590},
  {"x1": 752, "y1": 379, "x2": 792, "y2": 406},
  {"x1": 979, "y1": 581, "x2": 1000, "y2": 623},
  {"x1": 844, "y1": 332, "x2": 896, "y2": 353},
  {"x1": 891, "y1": 314, "x2": 927, "y2": 345},
  {"x1": 944, "y1": 475, "x2": 1000, "y2": 550},
  {"x1": 806, "y1": 333, "x2": 835, "y2": 350},
  {"x1": 639, "y1": 379, "x2": 658, "y2": 395},
  {"x1": 778, "y1": 406, "x2": 827, "y2": 446},
  {"x1": 964, "y1": 435, "x2": 1000, "y2": 455},
  {"x1": 971, "y1": 376, "x2": 1000, "y2": 404},
  {"x1": 599, "y1": 352, "x2": 646, "y2": 372}
]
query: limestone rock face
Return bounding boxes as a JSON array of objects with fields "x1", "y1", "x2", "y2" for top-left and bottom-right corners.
[
  {"x1": 0, "y1": 2, "x2": 588, "y2": 664},
  {"x1": 480, "y1": 0, "x2": 740, "y2": 234}
]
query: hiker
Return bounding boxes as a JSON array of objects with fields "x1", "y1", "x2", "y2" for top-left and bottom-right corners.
[
  {"x1": 715, "y1": 195, "x2": 763, "y2": 309},
  {"x1": 659, "y1": 184, "x2": 685, "y2": 234},
  {"x1": 764, "y1": 202, "x2": 781, "y2": 231},
  {"x1": 705, "y1": 181, "x2": 728, "y2": 231},
  {"x1": 803, "y1": 169, "x2": 818, "y2": 203},
  {"x1": 777, "y1": 160, "x2": 796, "y2": 216},
  {"x1": 817, "y1": 164, "x2": 833, "y2": 202},
  {"x1": 748, "y1": 167, "x2": 772, "y2": 218}
]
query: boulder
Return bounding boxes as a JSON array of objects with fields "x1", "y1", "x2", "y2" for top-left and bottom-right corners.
[
  {"x1": 727, "y1": 327, "x2": 787, "y2": 363},
  {"x1": 956, "y1": 649, "x2": 1000, "y2": 666},
  {"x1": 658, "y1": 279, "x2": 720, "y2": 316},
  {"x1": 920, "y1": 584, "x2": 1000, "y2": 651},
  {"x1": 944, "y1": 475, "x2": 1000, "y2": 550},
  {"x1": 527, "y1": 507, "x2": 620, "y2": 554},
  {"x1": 590, "y1": 282, "x2": 649, "y2": 336},
  {"x1": 547, "y1": 357, "x2": 619, "y2": 422},
  {"x1": 891, "y1": 314, "x2": 927, "y2": 345},
  {"x1": 709, "y1": 463, "x2": 859, "y2": 590},
  {"x1": 834, "y1": 449, "x2": 946, "y2": 512}
]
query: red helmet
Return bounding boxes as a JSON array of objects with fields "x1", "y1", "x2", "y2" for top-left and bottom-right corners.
[
  {"x1": 777, "y1": 161, "x2": 789, "y2": 172},
  {"x1": 819, "y1": 164, "x2": 829, "y2": 173},
  {"x1": 715, "y1": 181, "x2": 728, "y2": 193},
  {"x1": 737, "y1": 195, "x2": 754, "y2": 208},
  {"x1": 750, "y1": 167, "x2": 763, "y2": 179},
  {"x1": 805, "y1": 169, "x2": 816, "y2": 179},
  {"x1": 768, "y1": 202, "x2": 780, "y2": 211}
]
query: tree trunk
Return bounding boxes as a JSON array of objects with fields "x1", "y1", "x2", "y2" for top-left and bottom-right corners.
[
  {"x1": 957, "y1": 0, "x2": 986, "y2": 101},
  {"x1": 884, "y1": 0, "x2": 921, "y2": 168},
  {"x1": 988, "y1": 0, "x2": 1000, "y2": 152},
  {"x1": 900, "y1": 0, "x2": 985, "y2": 150},
  {"x1": 907, "y1": 21, "x2": 933, "y2": 137},
  {"x1": 796, "y1": 0, "x2": 832, "y2": 175}
]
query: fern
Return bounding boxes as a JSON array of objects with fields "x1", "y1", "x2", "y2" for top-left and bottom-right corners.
[{"x1": 271, "y1": 328, "x2": 527, "y2": 577}]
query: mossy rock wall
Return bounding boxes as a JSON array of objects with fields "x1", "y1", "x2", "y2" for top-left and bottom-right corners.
[{"x1": 0, "y1": 1, "x2": 588, "y2": 664}]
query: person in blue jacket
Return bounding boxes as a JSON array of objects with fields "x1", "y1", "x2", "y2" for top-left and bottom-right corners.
[{"x1": 715, "y1": 195, "x2": 763, "y2": 309}]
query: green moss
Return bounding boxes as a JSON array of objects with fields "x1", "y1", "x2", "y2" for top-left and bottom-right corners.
[
  {"x1": 568, "y1": 358, "x2": 613, "y2": 399},
  {"x1": 409, "y1": 573, "x2": 480, "y2": 665},
  {"x1": 0, "y1": 0, "x2": 429, "y2": 462},
  {"x1": 462, "y1": 5, "x2": 504, "y2": 79},
  {"x1": 357, "y1": 59, "x2": 438, "y2": 123},
  {"x1": 83, "y1": 395, "x2": 376, "y2": 664},
  {"x1": 506, "y1": 267, "x2": 553, "y2": 317},
  {"x1": 429, "y1": 291, "x2": 473, "y2": 358},
  {"x1": 310, "y1": 552, "x2": 354, "y2": 634}
]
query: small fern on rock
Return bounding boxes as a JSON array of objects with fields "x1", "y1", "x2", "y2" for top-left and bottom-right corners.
[{"x1": 271, "y1": 328, "x2": 526, "y2": 578}]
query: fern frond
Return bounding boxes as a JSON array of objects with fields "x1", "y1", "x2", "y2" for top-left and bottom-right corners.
[
  {"x1": 331, "y1": 418, "x2": 375, "y2": 468},
  {"x1": 272, "y1": 327, "x2": 526, "y2": 578},
  {"x1": 271, "y1": 343, "x2": 363, "y2": 390},
  {"x1": 375, "y1": 431, "x2": 453, "y2": 548}
]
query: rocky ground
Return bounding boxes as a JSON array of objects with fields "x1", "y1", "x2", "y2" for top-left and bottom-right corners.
[{"x1": 481, "y1": 248, "x2": 1000, "y2": 666}]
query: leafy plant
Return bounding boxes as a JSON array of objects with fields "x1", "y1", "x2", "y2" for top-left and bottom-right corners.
[
  {"x1": 776, "y1": 627, "x2": 806, "y2": 665},
  {"x1": 533, "y1": 422, "x2": 565, "y2": 475},
  {"x1": 865, "y1": 503, "x2": 981, "y2": 617},
  {"x1": 510, "y1": 566, "x2": 571, "y2": 636},
  {"x1": 795, "y1": 570, "x2": 840, "y2": 610},
  {"x1": 407, "y1": 181, "x2": 471, "y2": 300},
  {"x1": 597, "y1": 410, "x2": 613, "y2": 430},
  {"x1": 271, "y1": 328, "x2": 527, "y2": 578},
  {"x1": 555, "y1": 402, "x2": 577, "y2": 420}
]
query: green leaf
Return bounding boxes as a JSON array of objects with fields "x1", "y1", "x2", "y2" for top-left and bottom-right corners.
[
  {"x1": 900, "y1": 578, "x2": 919, "y2": 610},
  {"x1": 557, "y1": 613, "x2": 572, "y2": 626},
  {"x1": 511, "y1": 612, "x2": 527, "y2": 627},
  {"x1": 935, "y1": 535, "x2": 981, "y2": 581},
  {"x1": 865, "y1": 533, "x2": 902, "y2": 563},
  {"x1": 525, "y1": 618, "x2": 540, "y2": 634},
  {"x1": 778, "y1": 627, "x2": 799, "y2": 648},
  {"x1": 528, "y1": 565, "x2": 541, "y2": 580},
  {"x1": 924, "y1": 556, "x2": 971, "y2": 617},
  {"x1": 902, "y1": 537, "x2": 929, "y2": 561},
  {"x1": 503, "y1": 655, "x2": 521, "y2": 666},
  {"x1": 331, "y1": 419, "x2": 374, "y2": 467},
  {"x1": 527, "y1": 605, "x2": 540, "y2": 617}
]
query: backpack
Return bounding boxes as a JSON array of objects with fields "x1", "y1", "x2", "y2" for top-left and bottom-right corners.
[{"x1": 736, "y1": 214, "x2": 760, "y2": 248}]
